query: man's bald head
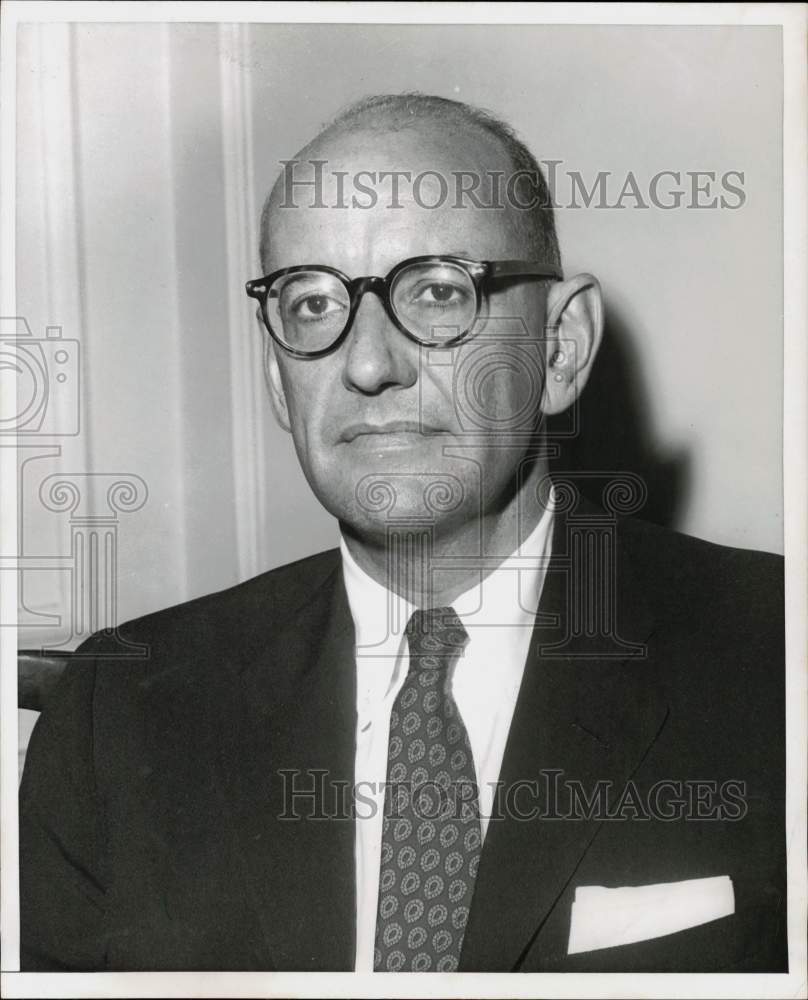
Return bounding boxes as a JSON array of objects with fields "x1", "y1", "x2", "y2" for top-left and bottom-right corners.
[{"x1": 259, "y1": 93, "x2": 561, "y2": 274}]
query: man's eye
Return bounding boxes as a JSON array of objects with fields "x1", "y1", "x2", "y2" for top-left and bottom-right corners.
[
  {"x1": 413, "y1": 282, "x2": 468, "y2": 306},
  {"x1": 425, "y1": 283, "x2": 456, "y2": 303},
  {"x1": 299, "y1": 294, "x2": 330, "y2": 315},
  {"x1": 288, "y1": 293, "x2": 345, "y2": 321}
]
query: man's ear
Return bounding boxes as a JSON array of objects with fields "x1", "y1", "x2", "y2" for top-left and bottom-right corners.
[
  {"x1": 261, "y1": 321, "x2": 291, "y2": 432},
  {"x1": 540, "y1": 273, "x2": 603, "y2": 416}
]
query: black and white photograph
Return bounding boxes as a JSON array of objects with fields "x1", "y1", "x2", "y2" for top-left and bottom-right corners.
[{"x1": 1, "y1": 2, "x2": 806, "y2": 997}]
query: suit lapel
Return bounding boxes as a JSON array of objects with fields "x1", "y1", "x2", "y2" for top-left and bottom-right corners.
[
  {"x1": 213, "y1": 564, "x2": 357, "y2": 970},
  {"x1": 460, "y1": 499, "x2": 669, "y2": 971}
]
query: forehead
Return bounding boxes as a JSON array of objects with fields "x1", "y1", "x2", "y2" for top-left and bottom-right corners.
[{"x1": 264, "y1": 123, "x2": 529, "y2": 274}]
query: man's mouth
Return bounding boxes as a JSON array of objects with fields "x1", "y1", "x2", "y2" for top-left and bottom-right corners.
[{"x1": 340, "y1": 420, "x2": 450, "y2": 444}]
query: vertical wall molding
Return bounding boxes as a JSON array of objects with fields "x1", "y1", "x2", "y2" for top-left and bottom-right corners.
[
  {"x1": 157, "y1": 23, "x2": 191, "y2": 602},
  {"x1": 218, "y1": 23, "x2": 267, "y2": 580},
  {"x1": 24, "y1": 24, "x2": 89, "y2": 634},
  {"x1": 39, "y1": 25, "x2": 83, "y2": 348}
]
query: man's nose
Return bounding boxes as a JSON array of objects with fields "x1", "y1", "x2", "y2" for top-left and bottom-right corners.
[{"x1": 341, "y1": 292, "x2": 418, "y2": 395}]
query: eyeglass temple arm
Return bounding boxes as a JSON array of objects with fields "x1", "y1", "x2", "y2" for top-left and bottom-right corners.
[{"x1": 487, "y1": 261, "x2": 563, "y2": 281}]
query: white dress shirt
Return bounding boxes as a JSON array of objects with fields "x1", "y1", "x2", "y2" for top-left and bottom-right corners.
[{"x1": 341, "y1": 499, "x2": 554, "y2": 972}]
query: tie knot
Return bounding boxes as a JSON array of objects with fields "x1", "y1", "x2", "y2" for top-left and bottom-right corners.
[{"x1": 405, "y1": 606, "x2": 468, "y2": 667}]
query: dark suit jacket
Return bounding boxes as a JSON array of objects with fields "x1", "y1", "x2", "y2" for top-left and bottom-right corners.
[{"x1": 19, "y1": 502, "x2": 787, "y2": 972}]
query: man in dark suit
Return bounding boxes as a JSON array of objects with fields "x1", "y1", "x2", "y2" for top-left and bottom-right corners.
[{"x1": 20, "y1": 94, "x2": 786, "y2": 973}]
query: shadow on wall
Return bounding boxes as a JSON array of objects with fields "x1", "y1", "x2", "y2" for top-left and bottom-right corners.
[{"x1": 549, "y1": 302, "x2": 691, "y2": 530}]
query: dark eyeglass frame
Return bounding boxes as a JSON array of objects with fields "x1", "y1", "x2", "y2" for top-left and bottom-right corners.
[{"x1": 245, "y1": 255, "x2": 563, "y2": 359}]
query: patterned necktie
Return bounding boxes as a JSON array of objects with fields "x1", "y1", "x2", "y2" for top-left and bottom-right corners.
[{"x1": 373, "y1": 606, "x2": 481, "y2": 973}]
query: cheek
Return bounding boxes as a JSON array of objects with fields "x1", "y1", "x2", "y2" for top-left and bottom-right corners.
[
  {"x1": 276, "y1": 363, "x2": 332, "y2": 461},
  {"x1": 481, "y1": 361, "x2": 540, "y2": 418},
  {"x1": 445, "y1": 287, "x2": 546, "y2": 433},
  {"x1": 449, "y1": 343, "x2": 545, "y2": 434}
]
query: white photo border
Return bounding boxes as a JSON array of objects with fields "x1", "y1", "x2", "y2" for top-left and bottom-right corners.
[{"x1": 1, "y1": 3, "x2": 805, "y2": 998}]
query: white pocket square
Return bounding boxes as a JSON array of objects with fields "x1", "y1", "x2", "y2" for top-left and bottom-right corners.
[{"x1": 567, "y1": 875, "x2": 735, "y2": 955}]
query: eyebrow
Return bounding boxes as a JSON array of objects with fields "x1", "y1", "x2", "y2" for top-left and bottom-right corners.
[{"x1": 270, "y1": 272, "x2": 327, "y2": 292}]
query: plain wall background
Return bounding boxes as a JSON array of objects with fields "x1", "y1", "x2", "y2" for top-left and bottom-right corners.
[{"x1": 15, "y1": 22, "x2": 783, "y2": 656}]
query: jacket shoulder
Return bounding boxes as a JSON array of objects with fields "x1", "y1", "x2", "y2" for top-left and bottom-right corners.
[
  {"x1": 63, "y1": 547, "x2": 343, "y2": 711},
  {"x1": 32, "y1": 547, "x2": 343, "y2": 752},
  {"x1": 77, "y1": 546, "x2": 341, "y2": 656},
  {"x1": 617, "y1": 515, "x2": 783, "y2": 628}
]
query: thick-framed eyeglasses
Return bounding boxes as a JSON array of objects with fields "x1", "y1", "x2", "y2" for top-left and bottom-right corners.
[{"x1": 245, "y1": 255, "x2": 562, "y2": 358}]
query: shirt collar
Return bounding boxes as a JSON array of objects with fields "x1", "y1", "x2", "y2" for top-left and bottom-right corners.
[{"x1": 340, "y1": 535, "x2": 413, "y2": 656}]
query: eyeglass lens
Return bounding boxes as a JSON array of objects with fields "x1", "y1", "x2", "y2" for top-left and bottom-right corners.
[{"x1": 266, "y1": 260, "x2": 478, "y2": 353}]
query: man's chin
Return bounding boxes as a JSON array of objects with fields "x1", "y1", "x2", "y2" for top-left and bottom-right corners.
[
  {"x1": 310, "y1": 472, "x2": 469, "y2": 539},
  {"x1": 306, "y1": 439, "x2": 480, "y2": 538},
  {"x1": 351, "y1": 466, "x2": 467, "y2": 524}
]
